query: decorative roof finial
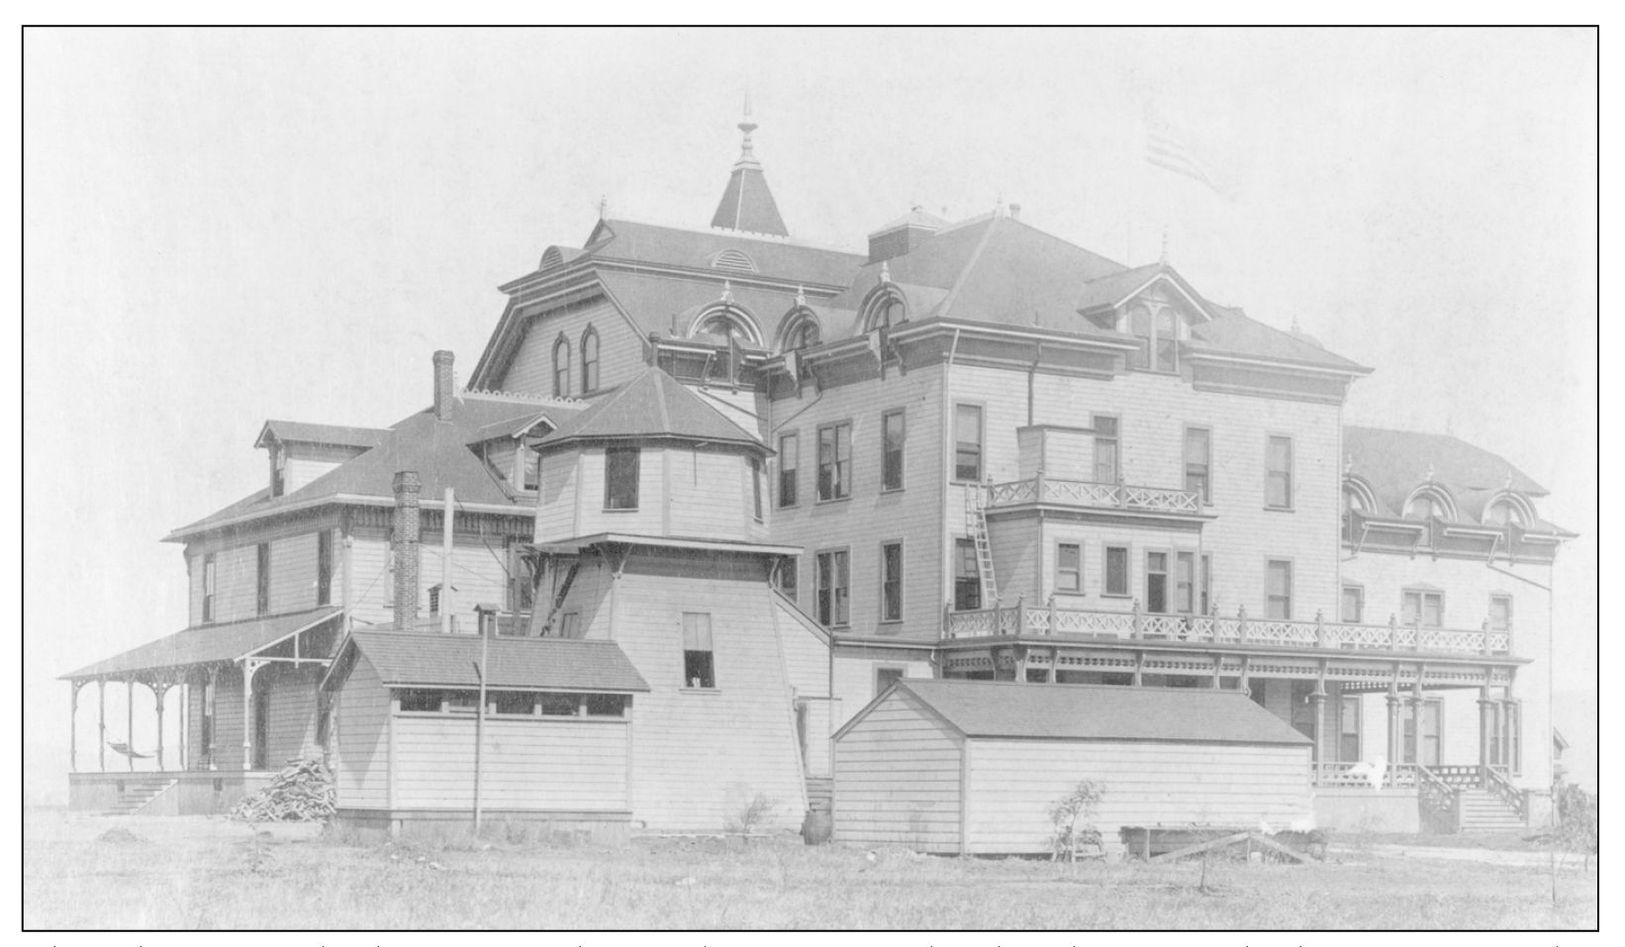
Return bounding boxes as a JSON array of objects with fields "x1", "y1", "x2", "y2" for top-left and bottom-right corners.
[
  {"x1": 1504, "y1": 469, "x2": 1515, "y2": 490},
  {"x1": 1160, "y1": 227, "x2": 1169, "y2": 264},
  {"x1": 735, "y1": 91, "x2": 758, "y2": 167},
  {"x1": 1344, "y1": 454, "x2": 1353, "y2": 475},
  {"x1": 879, "y1": 260, "x2": 892, "y2": 285},
  {"x1": 995, "y1": 193, "x2": 1005, "y2": 217},
  {"x1": 1425, "y1": 463, "x2": 1436, "y2": 483},
  {"x1": 721, "y1": 280, "x2": 735, "y2": 305},
  {"x1": 795, "y1": 285, "x2": 807, "y2": 308},
  {"x1": 597, "y1": 195, "x2": 608, "y2": 220}
]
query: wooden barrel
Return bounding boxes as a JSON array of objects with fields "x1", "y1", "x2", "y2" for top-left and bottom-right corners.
[{"x1": 801, "y1": 803, "x2": 833, "y2": 845}]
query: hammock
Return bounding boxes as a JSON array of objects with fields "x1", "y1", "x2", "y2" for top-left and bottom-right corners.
[{"x1": 106, "y1": 741, "x2": 154, "y2": 759}]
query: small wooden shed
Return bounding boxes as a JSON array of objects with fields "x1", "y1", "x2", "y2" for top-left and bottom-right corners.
[{"x1": 833, "y1": 679, "x2": 1313, "y2": 855}]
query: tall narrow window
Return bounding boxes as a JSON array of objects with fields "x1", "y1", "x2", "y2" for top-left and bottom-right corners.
[
  {"x1": 881, "y1": 409, "x2": 906, "y2": 492},
  {"x1": 1175, "y1": 551, "x2": 1195, "y2": 614},
  {"x1": 1403, "y1": 700, "x2": 1442, "y2": 767},
  {"x1": 954, "y1": 404, "x2": 983, "y2": 482},
  {"x1": 778, "y1": 432, "x2": 799, "y2": 507},
  {"x1": 552, "y1": 335, "x2": 570, "y2": 398},
  {"x1": 681, "y1": 612, "x2": 715, "y2": 688},
  {"x1": 604, "y1": 447, "x2": 640, "y2": 510},
  {"x1": 1402, "y1": 589, "x2": 1444, "y2": 627},
  {"x1": 1339, "y1": 695, "x2": 1361, "y2": 762},
  {"x1": 1145, "y1": 552, "x2": 1168, "y2": 614},
  {"x1": 1127, "y1": 304, "x2": 1180, "y2": 371},
  {"x1": 880, "y1": 542, "x2": 903, "y2": 622},
  {"x1": 1266, "y1": 436, "x2": 1293, "y2": 509},
  {"x1": 1056, "y1": 543, "x2": 1082, "y2": 594},
  {"x1": 316, "y1": 531, "x2": 333, "y2": 606},
  {"x1": 749, "y1": 455, "x2": 763, "y2": 521},
  {"x1": 1266, "y1": 559, "x2": 1293, "y2": 620},
  {"x1": 954, "y1": 538, "x2": 981, "y2": 611},
  {"x1": 1199, "y1": 554, "x2": 1212, "y2": 615},
  {"x1": 580, "y1": 327, "x2": 599, "y2": 394},
  {"x1": 202, "y1": 553, "x2": 216, "y2": 622},
  {"x1": 1093, "y1": 415, "x2": 1119, "y2": 484},
  {"x1": 815, "y1": 550, "x2": 850, "y2": 627},
  {"x1": 1488, "y1": 594, "x2": 1513, "y2": 632},
  {"x1": 1184, "y1": 426, "x2": 1211, "y2": 503},
  {"x1": 817, "y1": 422, "x2": 852, "y2": 501},
  {"x1": 256, "y1": 543, "x2": 271, "y2": 616},
  {"x1": 270, "y1": 449, "x2": 285, "y2": 498},
  {"x1": 522, "y1": 447, "x2": 541, "y2": 491},
  {"x1": 1342, "y1": 584, "x2": 1365, "y2": 623},
  {"x1": 508, "y1": 544, "x2": 535, "y2": 614},
  {"x1": 1104, "y1": 545, "x2": 1129, "y2": 597}
]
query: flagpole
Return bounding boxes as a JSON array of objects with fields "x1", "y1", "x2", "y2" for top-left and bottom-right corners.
[{"x1": 472, "y1": 605, "x2": 491, "y2": 835}]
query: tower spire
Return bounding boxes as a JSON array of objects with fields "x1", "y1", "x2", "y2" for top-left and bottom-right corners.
[{"x1": 709, "y1": 94, "x2": 788, "y2": 237}]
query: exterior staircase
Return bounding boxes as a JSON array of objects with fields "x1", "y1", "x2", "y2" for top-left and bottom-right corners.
[
  {"x1": 101, "y1": 776, "x2": 177, "y2": 816},
  {"x1": 1455, "y1": 787, "x2": 1527, "y2": 833},
  {"x1": 806, "y1": 777, "x2": 833, "y2": 812},
  {"x1": 965, "y1": 490, "x2": 998, "y2": 607}
]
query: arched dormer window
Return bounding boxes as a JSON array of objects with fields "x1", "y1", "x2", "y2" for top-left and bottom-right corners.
[
  {"x1": 580, "y1": 325, "x2": 600, "y2": 394},
  {"x1": 552, "y1": 334, "x2": 570, "y2": 398},
  {"x1": 1343, "y1": 476, "x2": 1376, "y2": 515},
  {"x1": 859, "y1": 288, "x2": 906, "y2": 334},
  {"x1": 777, "y1": 309, "x2": 822, "y2": 353},
  {"x1": 1483, "y1": 493, "x2": 1535, "y2": 528},
  {"x1": 540, "y1": 246, "x2": 566, "y2": 270},
  {"x1": 689, "y1": 305, "x2": 763, "y2": 347},
  {"x1": 1403, "y1": 484, "x2": 1457, "y2": 522}
]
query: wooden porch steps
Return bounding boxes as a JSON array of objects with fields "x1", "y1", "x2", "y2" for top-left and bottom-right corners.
[
  {"x1": 806, "y1": 777, "x2": 833, "y2": 811},
  {"x1": 100, "y1": 777, "x2": 177, "y2": 816},
  {"x1": 1456, "y1": 788, "x2": 1525, "y2": 832}
]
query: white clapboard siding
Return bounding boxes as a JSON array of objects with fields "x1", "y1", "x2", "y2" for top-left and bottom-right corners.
[
  {"x1": 332, "y1": 657, "x2": 390, "y2": 809},
  {"x1": 498, "y1": 297, "x2": 646, "y2": 397},
  {"x1": 346, "y1": 530, "x2": 517, "y2": 630},
  {"x1": 390, "y1": 716, "x2": 629, "y2": 811},
  {"x1": 269, "y1": 533, "x2": 318, "y2": 615},
  {"x1": 830, "y1": 650, "x2": 934, "y2": 730},
  {"x1": 283, "y1": 443, "x2": 367, "y2": 494},
  {"x1": 209, "y1": 668, "x2": 246, "y2": 771},
  {"x1": 771, "y1": 594, "x2": 833, "y2": 777},
  {"x1": 586, "y1": 553, "x2": 807, "y2": 832},
  {"x1": 963, "y1": 740, "x2": 1313, "y2": 854},
  {"x1": 535, "y1": 451, "x2": 578, "y2": 541},
  {"x1": 264, "y1": 665, "x2": 322, "y2": 765},
  {"x1": 767, "y1": 367, "x2": 946, "y2": 640},
  {"x1": 667, "y1": 447, "x2": 763, "y2": 542},
  {"x1": 833, "y1": 689, "x2": 963, "y2": 854}
]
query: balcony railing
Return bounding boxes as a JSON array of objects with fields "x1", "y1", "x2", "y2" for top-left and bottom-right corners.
[
  {"x1": 984, "y1": 475, "x2": 1202, "y2": 515},
  {"x1": 943, "y1": 602, "x2": 1513, "y2": 656}
]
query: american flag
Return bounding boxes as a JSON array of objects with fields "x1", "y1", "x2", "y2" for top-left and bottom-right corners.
[{"x1": 1145, "y1": 110, "x2": 1225, "y2": 196}]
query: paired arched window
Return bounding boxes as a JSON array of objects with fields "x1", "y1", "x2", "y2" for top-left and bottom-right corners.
[
  {"x1": 778, "y1": 310, "x2": 822, "y2": 352},
  {"x1": 860, "y1": 289, "x2": 906, "y2": 334},
  {"x1": 1483, "y1": 493, "x2": 1534, "y2": 528},
  {"x1": 552, "y1": 334, "x2": 570, "y2": 398},
  {"x1": 1127, "y1": 302, "x2": 1181, "y2": 372},
  {"x1": 580, "y1": 326, "x2": 600, "y2": 394}
]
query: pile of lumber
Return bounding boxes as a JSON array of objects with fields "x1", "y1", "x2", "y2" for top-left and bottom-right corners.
[{"x1": 229, "y1": 757, "x2": 337, "y2": 823}]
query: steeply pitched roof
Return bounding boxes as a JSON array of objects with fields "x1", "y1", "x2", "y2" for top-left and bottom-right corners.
[
  {"x1": 256, "y1": 420, "x2": 388, "y2": 450},
  {"x1": 856, "y1": 679, "x2": 1311, "y2": 745},
  {"x1": 339, "y1": 630, "x2": 649, "y2": 693},
  {"x1": 711, "y1": 164, "x2": 788, "y2": 237},
  {"x1": 61, "y1": 607, "x2": 342, "y2": 680},
  {"x1": 1343, "y1": 425, "x2": 1549, "y2": 522},
  {"x1": 537, "y1": 367, "x2": 761, "y2": 450},
  {"x1": 1189, "y1": 308, "x2": 1371, "y2": 373},
  {"x1": 170, "y1": 394, "x2": 585, "y2": 539}
]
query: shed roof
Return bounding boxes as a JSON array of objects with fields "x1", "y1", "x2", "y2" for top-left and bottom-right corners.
[
  {"x1": 337, "y1": 630, "x2": 649, "y2": 693},
  {"x1": 537, "y1": 367, "x2": 761, "y2": 450},
  {"x1": 61, "y1": 607, "x2": 343, "y2": 680},
  {"x1": 851, "y1": 679, "x2": 1311, "y2": 746}
]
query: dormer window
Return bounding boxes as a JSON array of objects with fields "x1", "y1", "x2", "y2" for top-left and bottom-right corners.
[
  {"x1": 1403, "y1": 485, "x2": 1456, "y2": 522},
  {"x1": 860, "y1": 288, "x2": 905, "y2": 334},
  {"x1": 692, "y1": 308, "x2": 761, "y2": 347},
  {"x1": 1127, "y1": 302, "x2": 1181, "y2": 372},
  {"x1": 1484, "y1": 496, "x2": 1530, "y2": 527},
  {"x1": 782, "y1": 314, "x2": 821, "y2": 352},
  {"x1": 269, "y1": 447, "x2": 286, "y2": 497}
]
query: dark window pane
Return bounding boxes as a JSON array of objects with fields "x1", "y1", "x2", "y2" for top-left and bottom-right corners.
[
  {"x1": 882, "y1": 410, "x2": 905, "y2": 491},
  {"x1": 1105, "y1": 546, "x2": 1128, "y2": 596},
  {"x1": 778, "y1": 433, "x2": 798, "y2": 507},
  {"x1": 881, "y1": 542, "x2": 902, "y2": 622},
  {"x1": 954, "y1": 405, "x2": 982, "y2": 481},
  {"x1": 954, "y1": 539, "x2": 981, "y2": 610},
  {"x1": 605, "y1": 447, "x2": 640, "y2": 510}
]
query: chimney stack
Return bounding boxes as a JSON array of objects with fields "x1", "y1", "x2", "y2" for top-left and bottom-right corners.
[
  {"x1": 392, "y1": 470, "x2": 422, "y2": 629},
  {"x1": 1009, "y1": 203, "x2": 1022, "y2": 221},
  {"x1": 433, "y1": 350, "x2": 455, "y2": 422}
]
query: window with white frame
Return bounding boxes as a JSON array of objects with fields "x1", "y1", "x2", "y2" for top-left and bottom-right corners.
[
  {"x1": 681, "y1": 612, "x2": 715, "y2": 688},
  {"x1": 880, "y1": 542, "x2": 903, "y2": 623},
  {"x1": 1055, "y1": 543, "x2": 1082, "y2": 594},
  {"x1": 1402, "y1": 588, "x2": 1444, "y2": 627},
  {"x1": 815, "y1": 550, "x2": 850, "y2": 627},
  {"x1": 1265, "y1": 559, "x2": 1293, "y2": 620}
]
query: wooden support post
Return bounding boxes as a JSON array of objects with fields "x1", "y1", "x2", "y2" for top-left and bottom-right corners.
[
  {"x1": 241, "y1": 661, "x2": 259, "y2": 771},
  {"x1": 1310, "y1": 689, "x2": 1327, "y2": 767},
  {"x1": 97, "y1": 679, "x2": 106, "y2": 772},
  {"x1": 1386, "y1": 673, "x2": 1403, "y2": 771},
  {"x1": 179, "y1": 681, "x2": 187, "y2": 772},
  {"x1": 1478, "y1": 679, "x2": 1494, "y2": 789},
  {"x1": 126, "y1": 679, "x2": 135, "y2": 772},
  {"x1": 153, "y1": 683, "x2": 167, "y2": 772},
  {"x1": 69, "y1": 682, "x2": 80, "y2": 773},
  {"x1": 206, "y1": 666, "x2": 219, "y2": 771},
  {"x1": 1132, "y1": 650, "x2": 1144, "y2": 687},
  {"x1": 1211, "y1": 654, "x2": 1222, "y2": 689}
]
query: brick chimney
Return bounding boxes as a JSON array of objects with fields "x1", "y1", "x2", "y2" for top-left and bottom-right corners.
[
  {"x1": 433, "y1": 350, "x2": 455, "y2": 422},
  {"x1": 392, "y1": 470, "x2": 421, "y2": 629}
]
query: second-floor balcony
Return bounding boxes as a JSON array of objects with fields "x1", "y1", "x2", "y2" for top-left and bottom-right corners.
[
  {"x1": 944, "y1": 602, "x2": 1513, "y2": 657},
  {"x1": 984, "y1": 474, "x2": 1204, "y2": 516}
]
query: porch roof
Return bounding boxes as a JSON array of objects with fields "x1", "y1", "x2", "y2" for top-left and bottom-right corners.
[
  {"x1": 60, "y1": 607, "x2": 343, "y2": 681},
  {"x1": 336, "y1": 629, "x2": 650, "y2": 693}
]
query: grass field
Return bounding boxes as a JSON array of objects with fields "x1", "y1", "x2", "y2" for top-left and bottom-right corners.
[{"x1": 22, "y1": 808, "x2": 1598, "y2": 930}]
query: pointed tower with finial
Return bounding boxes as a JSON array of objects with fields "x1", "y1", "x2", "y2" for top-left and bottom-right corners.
[{"x1": 710, "y1": 93, "x2": 789, "y2": 237}]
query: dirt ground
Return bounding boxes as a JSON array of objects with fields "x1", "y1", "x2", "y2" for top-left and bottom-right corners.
[{"x1": 22, "y1": 807, "x2": 1600, "y2": 930}]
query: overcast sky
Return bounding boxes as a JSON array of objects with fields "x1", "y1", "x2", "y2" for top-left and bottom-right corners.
[{"x1": 21, "y1": 27, "x2": 1598, "y2": 795}]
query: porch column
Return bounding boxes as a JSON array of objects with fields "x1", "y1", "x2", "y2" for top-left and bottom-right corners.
[
  {"x1": 152, "y1": 681, "x2": 170, "y2": 772},
  {"x1": 1410, "y1": 666, "x2": 1426, "y2": 773},
  {"x1": 241, "y1": 660, "x2": 261, "y2": 771},
  {"x1": 178, "y1": 682, "x2": 187, "y2": 772},
  {"x1": 1478, "y1": 680, "x2": 1494, "y2": 789},
  {"x1": 206, "y1": 666, "x2": 219, "y2": 771},
  {"x1": 1385, "y1": 677, "x2": 1403, "y2": 769},
  {"x1": 97, "y1": 679, "x2": 106, "y2": 772},
  {"x1": 69, "y1": 682, "x2": 80, "y2": 773},
  {"x1": 1310, "y1": 687, "x2": 1327, "y2": 769},
  {"x1": 126, "y1": 679, "x2": 134, "y2": 772}
]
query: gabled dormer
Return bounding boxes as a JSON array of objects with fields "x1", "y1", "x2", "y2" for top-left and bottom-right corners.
[
  {"x1": 254, "y1": 421, "x2": 386, "y2": 497},
  {"x1": 1075, "y1": 264, "x2": 1216, "y2": 374}
]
